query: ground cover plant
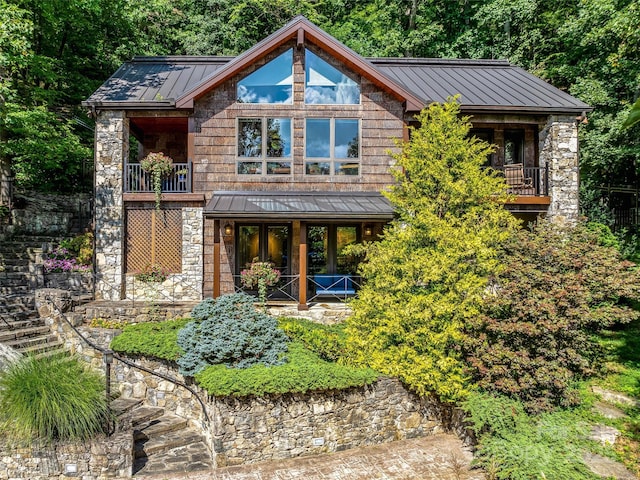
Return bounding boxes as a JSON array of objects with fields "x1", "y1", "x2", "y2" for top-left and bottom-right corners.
[
  {"x1": 0, "y1": 354, "x2": 109, "y2": 444},
  {"x1": 110, "y1": 318, "x2": 190, "y2": 361},
  {"x1": 110, "y1": 299, "x2": 377, "y2": 397},
  {"x1": 463, "y1": 391, "x2": 602, "y2": 480}
]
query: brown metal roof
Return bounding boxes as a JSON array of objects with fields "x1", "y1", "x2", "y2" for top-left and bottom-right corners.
[
  {"x1": 83, "y1": 18, "x2": 590, "y2": 115},
  {"x1": 204, "y1": 191, "x2": 395, "y2": 220},
  {"x1": 370, "y1": 58, "x2": 590, "y2": 114}
]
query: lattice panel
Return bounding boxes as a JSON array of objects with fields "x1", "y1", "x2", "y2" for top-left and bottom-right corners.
[{"x1": 126, "y1": 209, "x2": 182, "y2": 273}]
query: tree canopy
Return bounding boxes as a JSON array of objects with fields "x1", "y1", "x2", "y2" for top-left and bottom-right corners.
[{"x1": 0, "y1": 0, "x2": 638, "y2": 198}]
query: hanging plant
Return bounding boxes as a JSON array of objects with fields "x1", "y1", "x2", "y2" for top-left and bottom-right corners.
[{"x1": 140, "y1": 152, "x2": 173, "y2": 210}]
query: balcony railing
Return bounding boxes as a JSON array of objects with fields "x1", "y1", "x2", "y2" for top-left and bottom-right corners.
[
  {"x1": 125, "y1": 162, "x2": 191, "y2": 193},
  {"x1": 496, "y1": 164, "x2": 549, "y2": 196}
]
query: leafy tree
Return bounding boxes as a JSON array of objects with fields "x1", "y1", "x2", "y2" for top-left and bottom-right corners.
[
  {"x1": 465, "y1": 221, "x2": 640, "y2": 412},
  {"x1": 344, "y1": 99, "x2": 519, "y2": 401}
]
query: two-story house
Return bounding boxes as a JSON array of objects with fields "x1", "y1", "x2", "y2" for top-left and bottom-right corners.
[{"x1": 83, "y1": 16, "x2": 590, "y2": 307}]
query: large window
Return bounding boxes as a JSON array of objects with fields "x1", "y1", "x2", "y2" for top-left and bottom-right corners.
[
  {"x1": 237, "y1": 49, "x2": 293, "y2": 104},
  {"x1": 237, "y1": 118, "x2": 292, "y2": 175},
  {"x1": 237, "y1": 225, "x2": 289, "y2": 273},
  {"x1": 305, "y1": 118, "x2": 359, "y2": 175},
  {"x1": 308, "y1": 225, "x2": 359, "y2": 275},
  {"x1": 305, "y1": 49, "x2": 360, "y2": 104}
]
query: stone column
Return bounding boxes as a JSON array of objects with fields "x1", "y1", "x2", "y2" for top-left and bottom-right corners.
[
  {"x1": 539, "y1": 115, "x2": 579, "y2": 224},
  {"x1": 94, "y1": 110, "x2": 128, "y2": 300},
  {"x1": 182, "y1": 207, "x2": 204, "y2": 300}
]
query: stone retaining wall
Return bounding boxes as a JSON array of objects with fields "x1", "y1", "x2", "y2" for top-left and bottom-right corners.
[
  {"x1": 0, "y1": 433, "x2": 132, "y2": 480},
  {"x1": 37, "y1": 290, "x2": 469, "y2": 471}
]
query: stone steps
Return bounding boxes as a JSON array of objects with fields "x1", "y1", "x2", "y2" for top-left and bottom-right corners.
[
  {"x1": 121, "y1": 402, "x2": 213, "y2": 476},
  {"x1": 0, "y1": 324, "x2": 50, "y2": 343}
]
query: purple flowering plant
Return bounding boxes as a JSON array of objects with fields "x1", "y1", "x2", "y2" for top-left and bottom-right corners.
[{"x1": 43, "y1": 247, "x2": 91, "y2": 273}]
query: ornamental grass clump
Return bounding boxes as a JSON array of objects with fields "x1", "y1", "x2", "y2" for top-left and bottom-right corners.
[
  {"x1": 177, "y1": 293, "x2": 288, "y2": 375},
  {"x1": 0, "y1": 354, "x2": 109, "y2": 444},
  {"x1": 140, "y1": 151, "x2": 173, "y2": 210}
]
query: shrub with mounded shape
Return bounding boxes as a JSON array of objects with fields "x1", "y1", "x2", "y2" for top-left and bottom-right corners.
[
  {"x1": 465, "y1": 220, "x2": 640, "y2": 412},
  {"x1": 177, "y1": 293, "x2": 288, "y2": 375},
  {"x1": 0, "y1": 353, "x2": 109, "y2": 444}
]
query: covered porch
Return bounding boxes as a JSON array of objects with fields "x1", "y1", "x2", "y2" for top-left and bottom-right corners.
[{"x1": 204, "y1": 191, "x2": 394, "y2": 309}]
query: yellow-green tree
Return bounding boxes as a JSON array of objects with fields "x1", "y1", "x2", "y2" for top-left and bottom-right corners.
[{"x1": 345, "y1": 99, "x2": 519, "y2": 401}]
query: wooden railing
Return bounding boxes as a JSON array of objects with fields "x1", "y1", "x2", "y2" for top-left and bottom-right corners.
[{"x1": 125, "y1": 162, "x2": 191, "y2": 193}]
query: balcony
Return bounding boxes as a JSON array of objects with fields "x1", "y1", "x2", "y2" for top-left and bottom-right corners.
[
  {"x1": 497, "y1": 164, "x2": 549, "y2": 197},
  {"x1": 125, "y1": 162, "x2": 192, "y2": 193}
]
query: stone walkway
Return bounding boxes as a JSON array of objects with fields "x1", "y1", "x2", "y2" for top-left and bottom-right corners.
[{"x1": 136, "y1": 434, "x2": 484, "y2": 480}]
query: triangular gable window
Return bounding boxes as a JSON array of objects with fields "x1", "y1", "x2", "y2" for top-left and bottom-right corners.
[
  {"x1": 237, "y1": 49, "x2": 293, "y2": 104},
  {"x1": 305, "y1": 49, "x2": 360, "y2": 104}
]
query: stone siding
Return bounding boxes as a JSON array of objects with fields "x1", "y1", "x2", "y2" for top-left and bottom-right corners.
[
  {"x1": 94, "y1": 110, "x2": 128, "y2": 301},
  {"x1": 45, "y1": 272, "x2": 94, "y2": 297},
  {"x1": 539, "y1": 115, "x2": 580, "y2": 224},
  {"x1": 0, "y1": 433, "x2": 132, "y2": 480}
]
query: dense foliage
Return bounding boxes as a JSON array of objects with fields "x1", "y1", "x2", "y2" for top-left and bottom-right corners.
[
  {"x1": 463, "y1": 391, "x2": 599, "y2": 480},
  {"x1": 278, "y1": 317, "x2": 347, "y2": 362},
  {"x1": 344, "y1": 99, "x2": 519, "y2": 401},
  {"x1": 0, "y1": 354, "x2": 108, "y2": 443},
  {"x1": 110, "y1": 318, "x2": 190, "y2": 360},
  {"x1": 465, "y1": 221, "x2": 640, "y2": 412},
  {"x1": 177, "y1": 294, "x2": 288, "y2": 375},
  {"x1": 195, "y1": 341, "x2": 378, "y2": 397}
]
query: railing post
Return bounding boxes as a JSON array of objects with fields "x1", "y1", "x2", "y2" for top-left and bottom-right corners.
[{"x1": 544, "y1": 163, "x2": 549, "y2": 196}]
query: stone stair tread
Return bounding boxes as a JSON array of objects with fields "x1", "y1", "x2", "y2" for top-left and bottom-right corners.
[
  {"x1": 0, "y1": 318, "x2": 45, "y2": 331},
  {"x1": 111, "y1": 397, "x2": 143, "y2": 416},
  {"x1": 134, "y1": 414, "x2": 189, "y2": 440},
  {"x1": 133, "y1": 440, "x2": 213, "y2": 476},
  {"x1": 18, "y1": 339, "x2": 64, "y2": 354},
  {"x1": 131, "y1": 406, "x2": 165, "y2": 426},
  {"x1": 6, "y1": 333, "x2": 57, "y2": 349},
  {"x1": 134, "y1": 429, "x2": 205, "y2": 458},
  {"x1": 0, "y1": 325, "x2": 50, "y2": 342}
]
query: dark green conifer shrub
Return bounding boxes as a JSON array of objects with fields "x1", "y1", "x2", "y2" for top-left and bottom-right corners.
[
  {"x1": 177, "y1": 293, "x2": 288, "y2": 375},
  {"x1": 465, "y1": 221, "x2": 640, "y2": 411}
]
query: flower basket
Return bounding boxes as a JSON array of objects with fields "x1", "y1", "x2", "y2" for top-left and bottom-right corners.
[
  {"x1": 140, "y1": 152, "x2": 173, "y2": 210},
  {"x1": 240, "y1": 261, "x2": 281, "y2": 305}
]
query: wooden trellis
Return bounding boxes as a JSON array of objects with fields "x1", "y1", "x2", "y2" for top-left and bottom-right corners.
[{"x1": 126, "y1": 209, "x2": 182, "y2": 273}]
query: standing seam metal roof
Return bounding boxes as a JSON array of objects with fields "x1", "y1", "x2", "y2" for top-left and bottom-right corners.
[{"x1": 83, "y1": 56, "x2": 590, "y2": 114}]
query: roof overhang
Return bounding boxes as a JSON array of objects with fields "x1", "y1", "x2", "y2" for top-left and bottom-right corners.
[
  {"x1": 175, "y1": 16, "x2": 425, "y2": 111},
  {"x1": 204, "y1": 191, "x2": 395, "y2": 221}
]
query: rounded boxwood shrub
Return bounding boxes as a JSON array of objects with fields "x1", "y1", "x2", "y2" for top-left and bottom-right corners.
[
  {"x1": 177, "y1": 293, "x2": 288, "y2": 375},
  {"x1": 0, "y1": 354, "x2": 109, "y2": 443}
]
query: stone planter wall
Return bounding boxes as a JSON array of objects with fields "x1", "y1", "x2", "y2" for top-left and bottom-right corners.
[
  {"x1": 45, "y1": 272, "x2": 94, "y2": 297},
  {"x1": 0, "y1": 433, "x2": 132, "y2": 480}
]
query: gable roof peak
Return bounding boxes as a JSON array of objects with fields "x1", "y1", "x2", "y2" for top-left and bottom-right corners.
[{"x1": 174, "y1": 16, "x2": 425, "y2": 110}]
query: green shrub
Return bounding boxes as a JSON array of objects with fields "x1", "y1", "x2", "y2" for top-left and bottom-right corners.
[
  {"x1": 465, "y1": 221, "x2": 640, "y2": 412},
  {"x1": 60, "y1": 232, "x2": 93, "y2": 266},
  {"x1": 177, "y1": 294, "x2": 288, "y2": 375},
  {"x1": 463, "y1": 391, "x2": 598, "y2": 480},
  {"x1": 0, "y1": 354, "x2": 108, "y2": 443},
  {"x1": 344, "y1": 99, "x2": 519, "y2": 402},
  {"x1": 278, "y1": 317, "x2": 347, "y2": 361},
  {"x1": 110, "y1": 318, "x2": 190, "y2": 361},
  {"x1": 195, "y1": 342, "x2": 378, "y2": 397}
]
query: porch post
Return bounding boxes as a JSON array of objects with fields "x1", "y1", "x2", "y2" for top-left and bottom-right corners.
[
  {"x1": 298, "y1": 222, "x2": 308, "y2": 310},
  {"x1": 213, "y1": 218, "x2": 221, "y2": 298}
]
